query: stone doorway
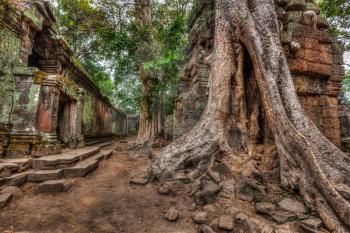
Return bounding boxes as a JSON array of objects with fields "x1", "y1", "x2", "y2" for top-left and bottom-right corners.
[{"x1": 57, "y1": 93, "x2": 76, "y2": 147}]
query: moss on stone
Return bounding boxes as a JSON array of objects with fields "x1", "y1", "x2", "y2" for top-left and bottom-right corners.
[{"x1": 34, "y1": 71, "x2": 49, "y2": 84}]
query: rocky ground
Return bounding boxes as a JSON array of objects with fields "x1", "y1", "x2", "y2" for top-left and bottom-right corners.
[{"x1": 0, "y1": 136, "x2": 328, "y2": 233}]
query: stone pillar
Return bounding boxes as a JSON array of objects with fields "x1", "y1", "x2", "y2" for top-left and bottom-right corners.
[
  {"x1": 32, "y1": 75, "x2": 61, "y2": 156},
  {"x1": 70, "y1": 92, "x2": 85, "y2": 148}
]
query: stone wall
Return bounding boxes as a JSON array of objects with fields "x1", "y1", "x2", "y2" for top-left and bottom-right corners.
[
  {"x1": 0, "y1": 0, "x2": 127, "y2": 158},
  {"x1": 127, "y1": 116, "x2": 139, "y2": 133},
  {"x1": 173, "y1": 0, "x2": 345, "y2": 146}
]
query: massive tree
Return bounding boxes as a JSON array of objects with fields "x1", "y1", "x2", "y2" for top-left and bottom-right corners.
[
  {"x1": 153, "y1": 0, "x2": 350, "y2": 232},
  {"x1": 134, "y1": 0, "x2": 163, "y2": 145}
]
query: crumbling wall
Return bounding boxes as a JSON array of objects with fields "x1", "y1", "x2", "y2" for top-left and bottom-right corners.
[
  {"x1": 173, "y1": 0, "x2": 345, "y2": 147},
  {"x1": 0, "y1": 0, "x2": 127, "y2": 157}
]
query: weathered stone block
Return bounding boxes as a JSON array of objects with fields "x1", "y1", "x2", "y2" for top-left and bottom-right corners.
[
  {"x1": 38, "y1": 179, "x2": 71, "y2": 193},
  {"x1": 0, "y1": 192, "x2": 13, "y2": 208},
  {"x1": 27, "y1": 169, "x2": 63, "y2": 182},
  {"x1": 218, "y1": 215, "x2": 233, "y2": 230}
]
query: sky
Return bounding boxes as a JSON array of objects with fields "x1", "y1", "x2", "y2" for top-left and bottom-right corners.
[{"x1": 345, "y1": 52, "x2": 350, "y2": 70}]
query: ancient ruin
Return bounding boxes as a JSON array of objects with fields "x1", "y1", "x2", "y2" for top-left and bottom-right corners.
[
  {"x1": 0, "y1": 0, "x2": 349, "y2": 232},
  {"x1": 173, "y1": 0, "x2": 345, "y2": 148},
  {"x1": 0, "y1": 0, "x2": 128, "y2": 158}
]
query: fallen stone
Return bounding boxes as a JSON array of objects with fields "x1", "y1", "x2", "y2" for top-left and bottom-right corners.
[
  {"x1": 192, "y1": 211, "x2": 208, "y2": 224},
  {"x1": 300, "y1": 217, "x2": 323, "y2": 232},
  {"x1": 157, "y1": 180, "x2": 185, "y2": 195},
  {"x1": 189, "y1": 203, "x2": 197, "y2": 211},
  {"x1": 235, "y1": 213, "x2": 257, "y2": 233},
  {"x1": 38, "y1": 180, "x2": 72, "y2": 193},
  {"x1": 208, "y1": 170, "x2": 220, "y2": 182},
  {"x1": 272, "y1": 212, "x2": 296, "y2": 224},
  {"x1": 203, "y1": 204, "x2": 216, "y2": 212},
  {"x1": 219, "y1": 179, "x2": 235, "y2": 199},
  {"x1": 27, "y1": 169, "x2": 63, "y2": 182},
  {"x1": 209, "y1": 218, "x2": 219, "y2": 230},
  {"x1": 164, "y1": 207, "x2": 178, "y2": 221},
  {"x1": 261, "y1": 224, "x2": 276, "y2": 233},
  {"x1": 212, "y1": 162, "x2": 231, "y2": 176},
  {"x1": 256, "y1": 202, "x2": 275, "y2": 216},
  {"x1": 129, "y1": 178, "x2": 148, "y2": 185},
  {"x1": 278, "y1": 198, "x2": 306, "y2": 213},
  {"x1": 237, "y1": 178, "x2": 265, "y2": 202},
  {"x1": 0, "y1": 192, "x2": 13, "y2": 208},
  {"x1": 195, "y1": 178, "x2": 222, "y2": 205},
  {"x1": 198, "y1": 225, "x2": 216, "y2": 233},
  {"x1": 219, "y1": 215, "x2": 233, "y2": 230}
]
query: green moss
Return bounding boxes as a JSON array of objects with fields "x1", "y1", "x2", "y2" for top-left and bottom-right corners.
[
  {"x1": 33, "y1": 71, "x2": 49, "y2": 84},
  {"x1": 27, "y1": 85, "x2": 41, "y2": 114},
  {"x1": 0, "y1": 29, "x2": 21, "y2": 62},
  {"x1": 23, "y1": 7, "x2": 43, "y2": 31}
]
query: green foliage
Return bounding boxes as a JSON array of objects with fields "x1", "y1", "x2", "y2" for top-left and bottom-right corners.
[
  {"x1": 144, "y1": 0, "x2": 191, "y2": 116},
  {"x1": 51, "y1": 0, "x2": 191, "y2": 116},
  {"x1": 317, "y1": 0, "x2": 350, "y2": 51},
  {"x1": 341, "y1": 71, "x2": 350, "y2": 106}
]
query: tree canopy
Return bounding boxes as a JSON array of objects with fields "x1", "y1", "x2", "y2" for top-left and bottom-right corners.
[{"x1": 50, "y1": 0, "x2": 191, "y2": 115}]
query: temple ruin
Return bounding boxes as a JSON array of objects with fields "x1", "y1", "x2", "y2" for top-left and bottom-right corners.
[
  {"x1": 0, "y1": 0, "x2": 128, "y2": 158},
  {"x1": 172, "y1": 0, "x2": 346, "y2": 149}
]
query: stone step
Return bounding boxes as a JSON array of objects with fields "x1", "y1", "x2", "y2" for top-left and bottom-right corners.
[
  {"x1": 0, "y1": 149, "x2": 113, "y2": 187},
  {"x1": 32, "y1": 147, "x2": 100, "y2": 170},
  {"x1": 38, "y1": 180, "x2": 72, "y2": 193},
  {"x1": 63, "y1": 150, "x2": 113, "y2": 178},
  {"x1": 85, "y1": 137, "x2": 116, "y2": 147},
  {"x1": 27, "y1": 169, "x2": 63, "y2": 182},
  {"x1": 0, "y1": 158, "x2": 32, "y2": 173}
]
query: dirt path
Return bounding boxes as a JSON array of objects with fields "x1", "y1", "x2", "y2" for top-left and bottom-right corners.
[{"x1": 0, "y1": 137, "x2": 197, "y2": 233}]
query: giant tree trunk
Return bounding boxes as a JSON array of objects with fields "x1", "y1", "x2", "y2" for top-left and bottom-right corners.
[
  {"x1": 134, "y1": 0, "x2": 163, "y2": 145},
  {"x1": 153, "y1": 0, "x2": 350, "y2": 231}
]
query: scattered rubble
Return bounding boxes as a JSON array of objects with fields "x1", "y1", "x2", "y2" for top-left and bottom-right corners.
[
  {"x1": 300, "y1": 217, "x2": 323, "y2": 232},
  {"x1": 129, "y1": 178, "x2": 149, "y2": 185},
  {"x1": 157, "y1": 180, "x2": 185, "y2": 195},
  {"x1": 278, "y1": 198, "x2": 306, "y2": 213},
  {"x1": 194, "y1": 177, "x2": 222, "y2": 205},
  {"x1": 256, "y1": 202, "x2": 275, "y2": 216},
  {"x1": 164, "y1": 207, "x2": 178, "y2": 221},
  {"x1": 218, "y1": 215, "x2": 233, "y2": 230},
  {"x1": 191, "y1": 211, "x2": 208, "y2": 224},
  {"x1": 198, "y1": 225, "x2": 216, "y2": 233}
]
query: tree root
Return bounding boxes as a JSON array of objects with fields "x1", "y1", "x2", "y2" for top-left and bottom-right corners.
[{"x1": 153, "y1": 0, "x2": 350, "y2": 231}]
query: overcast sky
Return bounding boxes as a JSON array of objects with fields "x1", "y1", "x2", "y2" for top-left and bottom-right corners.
[{"x1": 345, "y1": 52, "x2": 350, "y2": 70}]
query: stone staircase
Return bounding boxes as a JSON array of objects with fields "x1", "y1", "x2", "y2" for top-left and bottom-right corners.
[{"x1": 0, "y1": 139, "x2": 117, "y2": 208}]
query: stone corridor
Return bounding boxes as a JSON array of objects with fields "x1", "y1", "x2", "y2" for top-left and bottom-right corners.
[{"x1": 0, "y1": 0, "x2": 128, "y2": 159}]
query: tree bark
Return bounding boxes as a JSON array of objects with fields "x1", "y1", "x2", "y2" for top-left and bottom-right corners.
[
  {"x1": 134, "y1": 0, "x2": 163, "y2": 145},
  {"x1": 153, "y1": 0, "x2": 350, "y2": 231}
]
